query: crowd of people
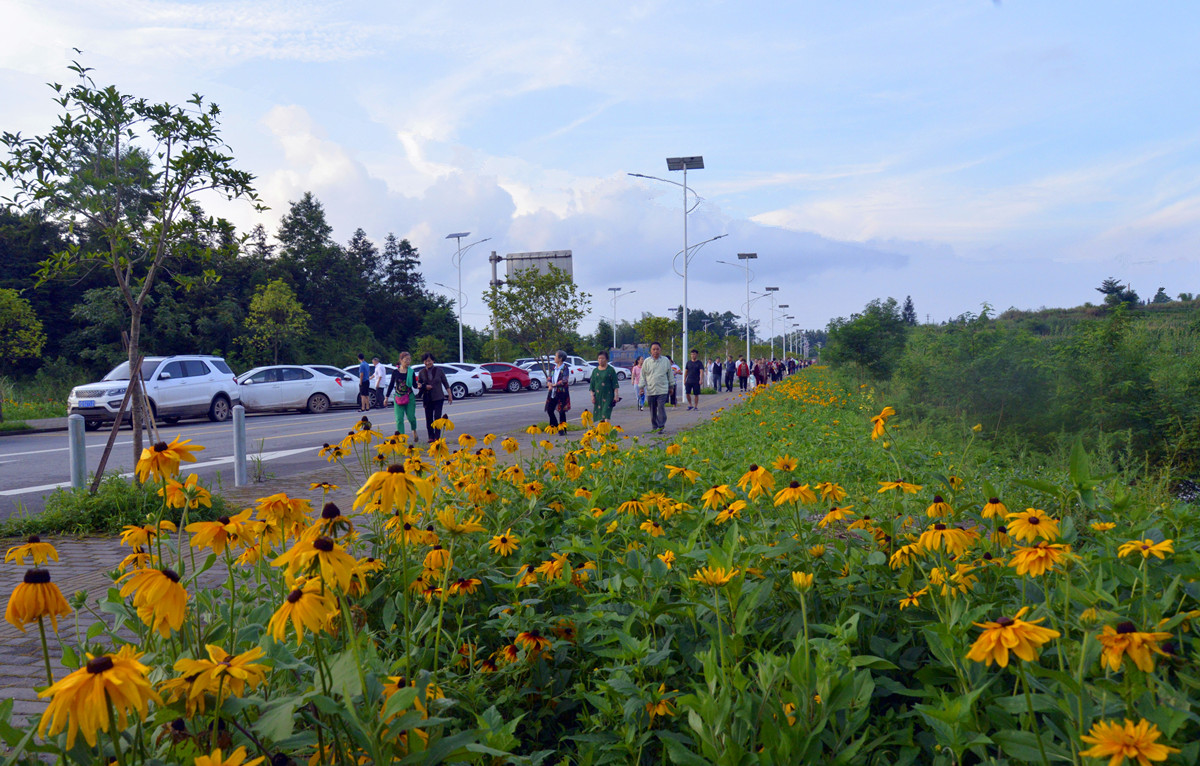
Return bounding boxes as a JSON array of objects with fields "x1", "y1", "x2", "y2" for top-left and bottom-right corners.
[{"x1": 350, "y1": 346, "x2": 811, "y2": 443}]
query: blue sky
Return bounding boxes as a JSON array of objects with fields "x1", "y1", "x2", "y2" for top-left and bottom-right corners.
[{"x1": 4, "y1": 0, "x2": 1199, "y2": 337}]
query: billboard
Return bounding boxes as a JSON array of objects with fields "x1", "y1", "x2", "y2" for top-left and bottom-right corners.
[{"x1": 505, "y1": 250, "x2": 573, "y2": 279}]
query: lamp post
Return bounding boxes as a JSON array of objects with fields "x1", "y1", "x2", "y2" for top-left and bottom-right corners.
[
  {"x1": 777, "y1": 304, "x2": 790, "y2": 357},
  {"x1": 608, "y1": 287, "x2": 635, "y2": 350},
  {"x1": 717, "y1": 253, "x2": 757, "y2": 363},
  {"x1": 765, "y1": 287, "x2": 779, "y2": 360},
  {"x1": 446, "y1": 232, "x2": 491, "y2": 363}
]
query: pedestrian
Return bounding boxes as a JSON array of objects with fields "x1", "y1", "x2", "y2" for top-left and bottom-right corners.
[
  {"x1": 710, "y1": 357, "x2": 722, "y2": 391},
  {"x1": 416, "y1": 353, "x2": 452, "y2": 441},
  {"x1": 685, "y1": 348, "x2": 703, "y2": 411},
  {"x1": 589, "y1": 350, "x2": 620, "y2": 422},
  {"x1": 356, "y1": 353, "x2": 371, "y2": 412},
  {"x1": 632, "y1": 357, "x2": 644, "y2": 411},
  {"x1": 753, "y1": 359, "x2": 767, "y2": 388},
  {"x1": 736, "y1": 356, "x2": 749, "y2": 391},
  {"x1": 544, "y1": 350, "x2": 572, "y2": 430},
  {"x1": 385, "y1": 351, "x2": 418, "y2": 442},
  {"x1": 724, "y1": 355, "x2": 736, "y2": 392},
  {"x1": 371, "y1": 356, "x2": 386, "y2": 409},
  {"x1": 642, "y1": 341, "x2": 674, "y2": 433},
  {"x1": 667, "y1": 357, "x2": 678, "y2": 407}
]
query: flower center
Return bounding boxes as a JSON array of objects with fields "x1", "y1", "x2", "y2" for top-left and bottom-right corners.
[
  {"x1": 286, "y1": 589, "x2": 304, "y2": 603},
  {"x1": 322, "y1": 503, "x2": 342, "y2": 519},
  {"x1": 27, "y1": 535, "x2": 40, "y2": 544},
  {"x1": 934, "y1": 524, "x2": 946, "y2": 531},
  {"x1": 933, "y1": 496, "x2": 944, "y2": 503},
  {"x1": 1116, "y1": 621, "x2": 1137, "y2": 634},
  {"x1": 313, "y1": 537, "x2": 335, "y2": 552},
  {"x1": 1027, "y1": 517, "x2": 1040, "y2": 525},
  {"x1": 23, "y1": 569, "x2": 50, "y2": 584},
  {"x1": 86, "y1": 656, "x2": 115, "y2": 674},
  {"x1": 989, "y1": 498, "x2": 1000, "y2": 504},
  {"x1": 218, "y1": 516, "x2": 231, "y2": 525},
  {"x1": 153, "y1": 441, "x2": 169, "y2": 452},
  {"x1": 996, "y1": 616, "x2": 1015, "y2": 627},
  {"x1": 997, "y1": 525, "x2": 1008, "y2": 534},
  {"x1": 500, "y1": 537, "x2": 508, "y2": 544},
  {"x1": 789, "y1": 481, "x2": 801, "y2": 489},
  {"x1": 171, "y1": 718, "x2": 187, "y2": 732},
  {"x1": 161, "y1": 568, "x2": 180, "y2": 583}
]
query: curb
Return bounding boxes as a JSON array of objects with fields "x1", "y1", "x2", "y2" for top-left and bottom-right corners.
[{"x1": 0, "y1": 425, "x2": 68, "y2": 438}]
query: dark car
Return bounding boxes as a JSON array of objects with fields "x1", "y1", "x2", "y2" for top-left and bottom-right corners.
[{"x1": 481, "y1": 362, "x2": 533, "y2": 393}]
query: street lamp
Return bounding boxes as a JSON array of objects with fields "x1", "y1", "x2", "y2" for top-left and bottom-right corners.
[
  {"x1": 608, "y1": 287, "x2": 636, "y2": 350},
  {"x1": 446, "y1": 232, "x2": 491, "y2": 363},
  {"x1": 777, "y1": 305, "x2": 790, "y2": 356},
  {"x1": 765, "y1": 287, "x2": 779, "y2": 360},
  {"x1": 717, "y1": 253, "x2": 757, "y2": 363}
]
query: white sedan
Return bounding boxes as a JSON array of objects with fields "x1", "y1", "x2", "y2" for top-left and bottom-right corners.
[
  {"x1": 584, "y1": 361, "x2": 629, "y2": 381},
  {"x1": 518, "y1": 362, "x2": 580, "y2": 386},
  {"x1": 447, "y1": 363, "x2": 494, "y2": 392},
  {"x1": 341, "y1": 363, "x2": 486, "y2": 404},
  {"x1": 237, "y1": 365, "x2": 349, "y2": 414},
  {"x1": 307, "y1": 365, "x2": 361, "y2": 407}
]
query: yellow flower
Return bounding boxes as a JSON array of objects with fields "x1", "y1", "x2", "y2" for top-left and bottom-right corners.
[
  {"x1": 965, "y1": 606, "x2": 1060, "y2": 667},
  {"x1": 808, "y1": 545, "x2": 826, "y2": 558},
  {"x1": 877, "y1": 479, "x2": 923, "y2": 494},
  {"x1": 267, "y1": 578, "x2": 337, "y2": 646},
  {"x1": 1080, "y1": 718, "x2": 1179, "y2": 766},
  {"x1": 645, "y1": 683, "x2": 676, "y2": 723},
  {"x1": 791, "y1": 571, "x2": 814, "y2": 591},
  {"x1": 818, "y1": 505, "x2": 855, "y2": 528},
  {"x1": 118, "y1": 521, "x2": 177, "y2": 549},
  {"x1": 665, "y1": 443, "x2": 681, "y2": 456},
  {"x1": 771, "y1": 454, "x2": 798, "y2": 472},
  {"x1": 173, "y1": 645, "x2": 269, "y2": 703},
  {"x1": 1090, "y1": 521, "x2": 1116, "y2": 532},
  {"x1": 888, "y1": 543, "x2": 924, "y2": 569},
  {"x1": 525, "y1": 424, "x2": 541, "y2": 435},
  {"x1": 436, "y1": 507, "x2": 486, "y2": 535},
  {"x1": 815, "y1": 481, "x2": 847, "y2": 502},
  {"x1": 917, "y1": 523, "x2": 973, "y2": 556},
  {"x1": 38, "y1": 646, "x2": 161, "y2": 749},
  {"x1": 310, "y1": 481, "x2": 339, "y2": 493},
  {"x1": 1117, "y1": 539, "x2": 1174, "y2": 560},
  {"x1": 488, "y1": 529, "x2": 520, "y2": 557},
  {"x1": 5, "y1": 535, "x2": 59, "y2": 567},
  {"x1": 448, "y1": 577, "x2": 482, "y2": 596},
  {"x1": 690, "y1": 566, "x2": 739, "y2": 587},
  {"x1": 774, "y1": 481, "x2": 817, "y2": 506},
  {"x1": 522, "y1": 481, "x2": 544, "y2": 499},
  {"x1": 195, "y1": 746, "x2": 266, "y2": 766},
  {"x1": 117, "y1": 567, "x2": 188, "y2": 638},
  {"x1": 536, "y1": 553, "x2": 569, "y2": 582},
  {"x1": 515, "y1": 629, "x2": 553, "y2": 655},
  {"x1": 355, "y1": 464, "x2": 434, "y2": 514},
  {"x1": 639, "y1": 519, "x2": 666, "y2": 537},
  {"x1": 135, "y1": 435, "x2": 204, "y2": 483},
  {"x1": 657, "y1": 551, "x2": 676, "y2": 569},
  {"x1": 737, "y1": 464, "x2": 775, "y2": 500},
  {"x1": 5, "y1": 568, "x2": 72, "y2": 633},
  {"x1": 714, "y1": 501, "x2": 745, "y2": 524},
  {"x1": 898, "y1": 588, "x2": 927, "y2": 610},
  {"x1": 271, "y1": 536, "x2": 358, "y2": 592},
  {"x1": 870, "y1": 406, "x2": 895, "y2": 440},
  {"x1": 159, "y1": 473, "x2": 212, "y2": 509},
  {"x1": 1009, "y1": 542, "x2": 1071, "y2": 577},
  {"x1": 665, "y1": 464, "x2": 700, "y2": 483},
  {"x1": 502, "y1": 437, "x2": 521, "y2": 454},
  {"x1": 701, "y1": 484, "x2": 735, "y2": 510},
  {"x1": 618, "y1": 499, "x2": 648, "y2": 516},
  {"x1": 1005, "y1": 508, "x2": 1061, "y2": 543},
  {"x1": 925, "y1": 496, "x2": 952, "y2": 518},
  {"x1": 972, "y1": 423, "x2": 982, "y2": 432},
  {"x1": 1097, "y1": 622, "x2": 1172, "y2": 672},
  {"x1": 580, "y1": 410, "x2": 594, "y2": 428},
  {"x1": 423, "y1": 545, "x2": 452, "y2": 572},
  {"x1": 186, "y1": 509, "x2": 253, "y2": 554},
  {"x1": 981, "y1": 497, "x2": 1008, "y2": 519}
]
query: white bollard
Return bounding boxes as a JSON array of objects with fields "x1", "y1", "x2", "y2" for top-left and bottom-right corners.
[
  {"x1": 68, "y1": 414, "x2": 86, "y2": 491},
  {"x1": 233, "y1": 405, "x2": 248, "y2": 487}
]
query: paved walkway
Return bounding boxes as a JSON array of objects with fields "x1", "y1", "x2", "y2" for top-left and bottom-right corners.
[{"x1": 0, "y1": 388, "x2": 747, "y2": 730}]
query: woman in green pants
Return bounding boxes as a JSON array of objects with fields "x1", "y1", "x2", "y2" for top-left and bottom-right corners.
[
  {"x1": 385, "y1": 351, "x2": 419, "y2": 441},
  {"x1": 589, "y1": 350, "x2": 621, "y2": 422}
]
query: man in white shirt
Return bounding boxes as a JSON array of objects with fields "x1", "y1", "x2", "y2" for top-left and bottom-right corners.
[{"x1": 371, "y1": 357, "x2": 386, "y2": 409}]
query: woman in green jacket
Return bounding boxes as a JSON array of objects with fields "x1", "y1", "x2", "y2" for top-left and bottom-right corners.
[
  {"x1": 589, "y1": 350, "x2": 621, "y2": 422},
  {"x1": 385, "y1": 351, "x2": 418, "y2": 441}
]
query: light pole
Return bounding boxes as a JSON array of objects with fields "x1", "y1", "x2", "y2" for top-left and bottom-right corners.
[
  {"x1": 717, "y1": 253, "x2": 757, "y2": 363},
  {"x1": 608, "y1": 287, "x2": 635, "y2": 350},
  {"x1": 765, "y1": 287, "x2": 779, "y2": 360},
  {"x1": 446, "y1": 232, "x2": 490, "y2": 363},
  {"x1": 778, "y1": 304, "x2": 790, "y2": 357}
]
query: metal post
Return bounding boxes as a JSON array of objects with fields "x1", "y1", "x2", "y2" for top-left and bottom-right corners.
[
  {"x1": 455, "y1": 238, "x2": 464, "y2": 363},
  {"x1": 68, "y1": 414, "x2": 86, "y2": 491},
  {"x1": 489, "y1": 251, "x2": 501, "y2": 362},
  {"x1": 745, "y1": 267, "x2": 751, "y2": 362},
  {"x1": 233, "y1": 404, "x2": 248, "y2": 487},
  {"x1": 680, "y1": 165, "x2": 688, "y2": 404}
]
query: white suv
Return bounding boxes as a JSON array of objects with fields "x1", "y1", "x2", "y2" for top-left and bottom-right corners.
[
  {"x1": 68, "y1": 355, "x2": 241, "y2": 430},
  {"x1": 512, "y1": 355, "x2": 591, "y2": 383}
]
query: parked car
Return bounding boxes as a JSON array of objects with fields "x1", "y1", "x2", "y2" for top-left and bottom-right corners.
[
  {"x1": 516, "y1": 361, "x2": 583, "y2": 387},
  {"x1": 306, "y1": 365, "x2": 361, "y2": 408},
  {"x1": 341, "y1": 363, "x2": 486, "y2": 404},
  {"x1": 67, "y1": 355, "x2": 240, "y2": 430},
  {"x1": 236, "y1": 365, "x2": 354, "y2": 414},
  {"x1": 517, "y1": 364, "x2": 547, "y2": 391},
  {"x1": 447, "y1": 363, "x2": 494, "y2": 392},
  {"x1": 585, "y1": 361, "x2": 629, "y2": 381},
  {"x1": 512, "y1": 355, "x2": 589, "y2": 382},
  {"x1": 480, "y1": 362, "x2": 532, "y2": 393}
]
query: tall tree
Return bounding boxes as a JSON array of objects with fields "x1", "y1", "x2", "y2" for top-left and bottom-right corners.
[
  {"x1": 1150, "y1": 287, "x2": 1171, "y2": 304},
  {"x1": 902, "y1": 295, "x2": 917, "y2": 325},
  {"x1": 380, "y1": 233, "x2": 425, "y2": 297},
  {"x1": 825, "y1": 297, "x2": 909, "y2": 381},
  {"x1": 485, "y1": 264, "x2": 591, "y2": 375},
  {"x1": 0, "y1": 288, "x2": 46, "y2": 421},
  {"x1": 1, "y1": 60, "x2": 260, "y2": 459},
  {"x1": 242, "y1": 279, "x2": 310, "y2": 364}
]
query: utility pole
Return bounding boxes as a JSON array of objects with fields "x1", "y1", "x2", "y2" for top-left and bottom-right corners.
[{"x1": 489, "y1": 251, "x2": 504, "y2": 361}]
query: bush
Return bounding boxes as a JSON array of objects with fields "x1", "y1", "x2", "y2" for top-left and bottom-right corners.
[{"x1": 0, "y1": 474, "x2": 225, "y2": 537}]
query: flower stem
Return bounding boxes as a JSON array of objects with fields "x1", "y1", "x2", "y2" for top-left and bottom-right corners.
[
  {"x1": 1017, "y1": 664, "x2": 1050, "y2": 766},
  {"x1": 36, "y1": 617, "x2": 53, "y2": 687}
]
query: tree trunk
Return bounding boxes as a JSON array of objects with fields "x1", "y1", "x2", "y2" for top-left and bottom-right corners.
[{"x1": 128, "y1": 306, "x2": 144, "y2": 465}]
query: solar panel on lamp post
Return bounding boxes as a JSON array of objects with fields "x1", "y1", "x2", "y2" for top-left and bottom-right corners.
[{"x1": 667, "y1": 156, "x2": 703, "y2": 400}]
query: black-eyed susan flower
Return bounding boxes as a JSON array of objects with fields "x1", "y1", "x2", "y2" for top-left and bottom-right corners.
[
  {"x1": 310, "y1": 481, "x2": 339, "y2": 493},
  {"x1": 355, "y1": 464, "x2": 434, "y2": 514},
  {"x1": 347, "y1": 557, "x2": 385, "y2": 597},
  {"x1": 1009, "y1": 542, "x2": 1071, "y2": 577},
  {"x1": 117, "y1": 548, "x2": 156, "y2": 572},
  {"x1": 173, "y1": 645, "x2": 269, "y2": 702},
  {"x1": 186, "y1": 510, "x2": 253, "y2": 554},
  {"x1": 981, "y1": 498, "x2": 1008, "y2": 519},
  {"x1": 1117, "y1": 538, "x2": 1174, "y2": 560},
  {"x1": 701, "y1": 484, "x2": 735, "y2": 510},
  {"x1": 159, "y1": 472, "x2": 211, "y2": 509},
  {"x1": 690, "y1": 566, "x2": 738, "y2": 587},
  {"x1": 991, "y1": 525, "x2": 1012, "y2": 546},
  {"x1": 665, "y1": 464, "x2": 700, "y2": 483},
  {"x1": 809, "y1": 545, "x2": 826, "y2": 558},
  {"x1": 119, "y1": 521, "x2": 177, "y2": 549},
  {"x1": 436, "y1": 507, "x2": 485, "y2": 535},
  {"x1": 516, "y1": 564, "x2": 538, "y2": 587},
  {"x1": 714, "y1": 501, "x2": 745, "y2": 524},
  {"x1": 898, "y1": 587, "x2": 927, "y2": 610},
  {"x1": 1005, "y1": 508, "x2": 1060, "y2": 543},
  {"x1": 657, "y1": 551, "x2": 676, "y2": 569},
  {"x1": 272, "y1": 536, "x2": 357, "y2": 592},
  {"x1": 521, "y1": 481, "x2": 544, "y2": 499},
  {"x1": 645, "y1": 683, "x2": 676, "y2": 723},
  {"x1": 925, "y1": 496, "x2": 952, "y2": 518},
  {"x1": 965, "y1": 606, "x2": 1060, "y2": 667},
  {"x1": 5, "y1": 569, "x2": 72, "y2": 633},
  {"x1": 423, "y1": 545, "x2": 452, "y2": 572},
  {"x1": 5, "y1": 536, "x2": 59, "y2": 566},
  {"x1": 448, "y1": 578, "x2": 481, "y2": 596},
  {"x1": 488, "y1": 529, "x2": 520, "y2": 557},
  {"x1": 267, "y1": 578, "x2": 336, "y2": 646},
  {"x1": 515, "y1": 630, "x2": 552, "y2": 655},
  {"x1": 774, "y1": 481, "x2": 816, "y2": 506},
  {"x1": 618, "y1": 499, "x2": 648, "y2": 516},
  {"x1": 640, "y1": 519, "x2": 665, "y2": 537},
  {"x1": 771, "y1": 454, "x2": 798, "y2": 472},
  {"x1": 1079, "y1": 718, "x2": 1179, "y2": 766},
  {"x1": 737, "y1": 464, "x2": 775, "y2": 500},
  {"x1": 38, "y1": 646, "x2": 160, "y2": 749},
  {"x1": 117, "y1": 567, "x2": 188, "y2": 638},
  {"x1": 818, "y1": 505, "x2": 855, "y2": 528},
  {"x1": 791, "y1": 571, "x2": 814, "y2": 591},
  {"x1": 869, "y1": 406, "x2": 895, "y2": 440},
  {"x1": 888, "y1": 543, "x2": 924, "y2": 569},
  {"x1": 816, "y1": 481, "x2": 847, "y2": 503},
  {"x1": 135, "y1": 435, "x2": 204, "y2": 483},
  {"x1": 304, "y1": 502, "x2": 356, "y2": 540},
  {"x1": 877, "y1": 479, "x2": 923, "y2": 494},
  {"x1": 1097, "y1": 622, "x2": 1172, "y2": 672},
  {"x1": 536, "y1": 553, "x2": 569, "y2": 582},
  {"x1": 917, "y1": 523, "x2": 973, "y2": 556},
  {"x1": 194, "y1": 746, "x2": 266, "y2": 766},
  {"x1": 1090, "y1": 521, "x2": 1116, "y2": 532}
]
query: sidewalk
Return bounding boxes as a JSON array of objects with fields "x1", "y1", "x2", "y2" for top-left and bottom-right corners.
[{"x1": 0, "y1": 386, "x2": 747, "y2": 727}]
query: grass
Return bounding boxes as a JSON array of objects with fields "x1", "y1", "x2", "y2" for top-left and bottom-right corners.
[
  {"x1": 0, "y1": 421, "x2": 31, "y2": 432},
  {"x1": 1, "y1": 375, "x2": 69, "y2": 420}
]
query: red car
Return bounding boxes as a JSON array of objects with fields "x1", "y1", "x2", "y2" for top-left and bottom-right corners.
[{"x1": 481, "y1": 363, "x2": 533, "y2": 393}]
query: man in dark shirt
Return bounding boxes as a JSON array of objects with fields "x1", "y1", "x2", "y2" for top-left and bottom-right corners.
[{"x1": 684, "y1": 348, "x2": 704, "y2": 411}]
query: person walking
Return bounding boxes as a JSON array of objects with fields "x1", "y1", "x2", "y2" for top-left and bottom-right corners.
[
  {"x1": 667, "y1": 357, "x2": 678, "y2": 407},
  {"x1": 371, "y1": 356, "x2": 386, "y2": 409},
  {"x1": 385, "y1": 351, "x2": 418, "y2": 441},
  {"x1": 685, "y1": 348, "x2": 704, "y2": 411},
  {"x1": 416, "y1": 353, "x2": 452, "y2": 441},
  {"x1": 544, "y1": 350, "x2": 572, "y2": 430},
  {"x1": 631, "y1": 357, "x2": 644, "y2": 411},
  {"x1": 642, "y1": 341, "x2": 674, "y2": 433},
  {"x1": 710, "y1": 357, "x2": 722, "y2": 391},
  {"x1": 589, "y1": 350, "x2": 620, "y2": 422},
  {"x1": 356, "y1": 353, "x2": 371, "y2": 412},
  {"x1": 724, "y1": 356, "x2": 736, "y2": 392},
  {"x1": 736, "y1": 356, "x2": 749, "y2": 391}
]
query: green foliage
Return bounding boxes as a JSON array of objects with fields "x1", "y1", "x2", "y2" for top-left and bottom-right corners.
[
  {"x1": 414, "y1": 334, "x2": 451, "y2": 363},
  {"x1": 241, "y1": 278, "x2": 310, "y2": 365},
  {"x1": 824, "y1": 297, "x2": 909, "y2": 381},
  {"x1": 635, "y1": 314, "x2": 679, "y2": 348},
  {"x1": 0, "y1": 288, "x2": 46, "y2": 366},
  {"x1": 0, "y1": 474, "x2": 224, "y2": 536},
  {"x1": 486, "y1": 264, "x2": 592, "y2": 365}
]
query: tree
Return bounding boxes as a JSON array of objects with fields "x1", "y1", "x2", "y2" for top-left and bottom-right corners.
[
  {"x1": 1150, "y1": 287, "x2": 1171, "y2": 304},
  {"x1": 0, "y1": 289, "x2": 46, "y2": 422},
  {"x1": 380, "y1": 233, "x2": 425, "y2": 298},
  {"x1": 824, "y1": 297, "x2": 909, "y2": 381},
  {"x1": 242, "y1": 279, "x2": 309, "y2": 364},
  {"x1": 902, "y1": 295, "x2": 917, "y2": 325},
  {"x1": 1096, "y1": 277, "x2": 1139, "y2": 307},
  {"x1": 1, "y1": 60, "x2": 260, "y2": 459},
  {"x1": 484, "y1": 264, "x2": 591, "y2": 376},
  {"x1": 414, "y1": 334, "x2": 451, "y2": 363},
  {"x1": 1180, "y1": 292, "x2": 1195, "y2": 302}
]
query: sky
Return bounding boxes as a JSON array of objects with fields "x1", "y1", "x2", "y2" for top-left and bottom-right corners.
[{"x1": 3, "y1": 0, "x2": 1199, "y2": 339}]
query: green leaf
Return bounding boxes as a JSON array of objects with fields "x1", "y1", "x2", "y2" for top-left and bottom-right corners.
[
  {"x1": 849, "y1": 655, "x2": 899, "y2": 670},
  {"x1": 256, "y1": 696, "x2": 302, "y2": 742},
  {"x1": 991, "y1": 729, "x2": 1049, "y2": 762}
]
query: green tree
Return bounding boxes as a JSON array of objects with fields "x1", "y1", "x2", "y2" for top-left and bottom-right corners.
[
  {"x1": 825, "y1": 297, "x2": 909, "y2": 381},
  {"x1": 901, "y1": 295, "x2": 917, "y2": 325},
  {"x1": 414, "y1": 334, "x2": 451, "y2": 363},
  {"x1": 0, "y1": 289, "x2": 47, "y2": 422},
  {"x1": 484, "y1": 264, "x2": 591, "y2": 376},
  {"x1": 242, "y1": 279, "x2": 310, "y2": 364},
  {"x1": 1151, "y1": 287, "x2": 1171, "y2": 304},
  {"x1": 635, "y1": 314, "x2": 679, "y2": 347},
  {"x1": 1096, "y1": 277, "x2": 1139, "y2": 307},
  {"x1": 1, "y1": 60, "x2": 260, "y2": 458}
]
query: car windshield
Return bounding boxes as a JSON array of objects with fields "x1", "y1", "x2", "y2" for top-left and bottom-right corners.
[{"x1": 103, "y1": 360, "x2": 161, "y2": 382}]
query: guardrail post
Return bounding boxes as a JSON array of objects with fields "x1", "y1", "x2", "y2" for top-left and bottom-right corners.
[
  {"x1": 68, "y1": 414, "x2": 86, "y2": 491},
  {"x1": 233, "y1": 405, "x2": 248, "y2": 487}
]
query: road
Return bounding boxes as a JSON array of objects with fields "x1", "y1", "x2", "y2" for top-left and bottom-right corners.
[{"x1": 0, "y1": 383, "x2": 630, "y2": 520}]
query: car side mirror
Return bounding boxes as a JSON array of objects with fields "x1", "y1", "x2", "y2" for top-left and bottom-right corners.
[{"x1": 159, "y1": 372, "x2": 172, "y2": 380}]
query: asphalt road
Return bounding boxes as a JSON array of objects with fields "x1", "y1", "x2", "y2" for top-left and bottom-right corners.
[{"x1": 0, "y1": 382, "x2": 632, "y2": 520}]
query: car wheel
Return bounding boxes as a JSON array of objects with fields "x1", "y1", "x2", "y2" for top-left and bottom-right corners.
[
  {"x1": 528, "y1": 379, "x2": 542, "y2": 391},
  {"x1": 506, "y1": 379, "x2": 521, "y2": 393},
  {"x1": 208, "y1": 395, "x2": 231, "y2": 422},
  {"x1": 307, "y1": 393, "x2": 331, "y2": 414},
  {"x1": 84, "y1": 419, "x2": 103, "y2": 431},
  {"x1": 163, "y1": 415, "x2": 181, "y2": 424},
  {"x1": 450, "y1": 382, "x2": 468, "y2": 400},
  {"x1": 617, "y1": 370, "x2": 628, "y2": 380}
]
